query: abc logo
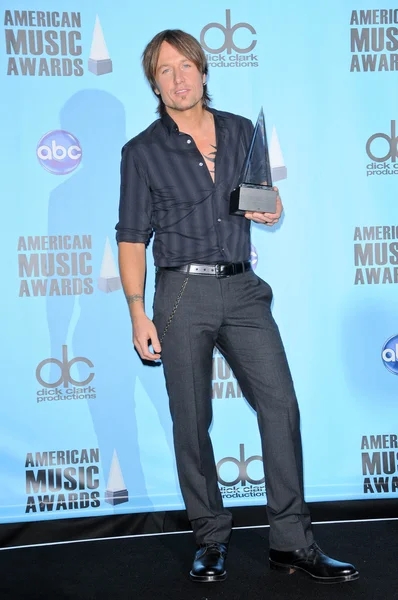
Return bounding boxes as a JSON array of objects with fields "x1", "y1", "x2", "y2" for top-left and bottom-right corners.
[
  {"x1": 200, "y1": 9, "x2": 257, "y2": 54},
  {"x1": 366, "y1": 120, "x2": 398, "y2": 162},
  {"x1": 37, "y1": 130, "x2": 82, "y2": 175},
  {"x1": 381, "y1": 334, "x2": 398, "y2": 375},
  {"x1": 36, "y1": 345, "x2": 94, "y2": 388},
  {"x1": 217, "y1": 444, "x2": 264, "y2": 486},
  {"x1": 250, "y1": 244, "x2": 258, "y2": 270}
]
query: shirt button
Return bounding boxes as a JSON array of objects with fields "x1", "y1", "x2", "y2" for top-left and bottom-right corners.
[
  {"x1": 187, "y1": 139, "x2": 191, "y2": 144},
  {"x1": 199, "y1": 162, "x2": 203, "y2": 166}
]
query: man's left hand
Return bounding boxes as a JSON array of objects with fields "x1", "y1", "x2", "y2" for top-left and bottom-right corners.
[{"x1": 244, "y1": 186, "x2": 283, "y2": 226}]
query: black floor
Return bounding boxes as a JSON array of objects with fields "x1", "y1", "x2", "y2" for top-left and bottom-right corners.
[{"x1": 0, "y1": 520, "x2": 397, "y2": 600}]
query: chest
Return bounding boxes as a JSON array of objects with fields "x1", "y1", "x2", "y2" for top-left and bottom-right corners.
[
  {"x1": 190, "y1": 131, "x2": 217, "y2": 183},
  {"x1": 147, "y1": 124, "x2": 246, "y2": 193}
]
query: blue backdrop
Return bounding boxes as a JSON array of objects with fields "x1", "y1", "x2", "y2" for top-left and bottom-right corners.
[{"x1": 1, "y1": 0, "x2": 397, "y2": 524}]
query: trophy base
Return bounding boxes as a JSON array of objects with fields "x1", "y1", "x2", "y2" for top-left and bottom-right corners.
[
  {"x1": 98, "y1": 276, "x2": 122, "y2": 293},
  {"x1": 271, "y1": 165, "x2": 287, "y2": 183},
  {"x1": 230, "y1": 184, "x2": 277, "y2": 215},
  {"x1": 88, "y1": 58, "x2": 113, "y2": 76},
  {"x1": 105, "y1": 488, "x2": 129, "y2": 506}
]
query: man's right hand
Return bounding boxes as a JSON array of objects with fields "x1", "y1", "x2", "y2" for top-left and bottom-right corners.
[{"x1": 132, "y1": 314, "x2": 162, "y2": 361}]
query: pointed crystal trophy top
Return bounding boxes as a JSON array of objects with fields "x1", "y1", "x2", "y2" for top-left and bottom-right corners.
[
  {"x1": 230, "y1": 108, "x2": 277, "y2": 215},
  {"x1": 240, "y1": 108, "x2": 273, "y2": 187},
  {"x1": 105, "y1": 449, "x2": 129, "y2": 506},
  {"x1": 106, "y1": 449, "x2": 127, "y2": 492},
  {"x1": 88, "y1": 15, "x2": 113, "y2": 76},
  {"x1": 98, "y1": 237, "x2": 122, "y2": 293}
]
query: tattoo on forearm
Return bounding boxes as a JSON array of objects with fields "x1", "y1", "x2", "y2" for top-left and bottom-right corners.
[{"x1": 126, "y1": 294, "x2": 144, "y2": 305}]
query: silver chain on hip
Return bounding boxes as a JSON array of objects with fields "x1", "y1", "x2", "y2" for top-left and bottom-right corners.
[{"x1": 159, "y1": 276, "x2": 189, "y2": 344}]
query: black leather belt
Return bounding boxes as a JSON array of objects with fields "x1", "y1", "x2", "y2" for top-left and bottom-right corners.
[{"x1": 157, "y1": 261, "x2": 252, "y2": 278}]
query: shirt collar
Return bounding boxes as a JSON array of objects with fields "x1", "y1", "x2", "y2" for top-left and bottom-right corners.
[{"x1": 161, "y1": 107, "x2": 226, "y2": 136}]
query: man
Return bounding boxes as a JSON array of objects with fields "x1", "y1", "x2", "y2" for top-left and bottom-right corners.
[{"x1": 116, "y1": 29, "x2": 358, "y2": 584}]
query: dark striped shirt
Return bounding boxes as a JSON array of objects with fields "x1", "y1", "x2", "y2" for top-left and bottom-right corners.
[{"x1": 115, "y1": 107, "x2": 254, "y2": 267}]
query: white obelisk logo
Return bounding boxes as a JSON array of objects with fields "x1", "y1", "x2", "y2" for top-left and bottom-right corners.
[
  {"x1": 98, "y1": 237, "x2": 122, "y2": 293},
  {"x1": 105, "y1": 449, "x2": 129, "y2": 505},
  {"x1": 88, "y1": 15, "x2": 113, "y2": 76},
  {"x1": 270, "y1": 126, "x2": 287, "y2": 182}
]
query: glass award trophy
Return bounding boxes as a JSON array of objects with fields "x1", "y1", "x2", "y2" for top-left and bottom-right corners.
[{"x1": 230, "y1": 108, "x2": 277, "y2": 215}]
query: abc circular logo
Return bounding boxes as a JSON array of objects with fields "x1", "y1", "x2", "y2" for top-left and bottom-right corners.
[
  {"x1": 37, "y1": 130, "x2": 82, "y2": 175},
  {"x1": 381, "y1": 334, "x2": 398, "y2": 375}
]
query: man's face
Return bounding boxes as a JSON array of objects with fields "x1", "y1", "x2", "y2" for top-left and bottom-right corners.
[{"x1": 154, "y1": 41, "x2": 205, "y2": 113}]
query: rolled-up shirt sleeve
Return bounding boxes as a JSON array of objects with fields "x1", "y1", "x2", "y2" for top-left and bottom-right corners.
[{"x1": 115, "y1": 143, "x2": 153, "y2": 244}]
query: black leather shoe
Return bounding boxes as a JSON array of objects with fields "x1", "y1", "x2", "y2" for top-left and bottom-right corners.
[
  {"x1": 189, "y1": 542, "x2": 227, "y2": 582},
  {"x1": 269, "y1": 542, "x2": 359, "y2": 583}
]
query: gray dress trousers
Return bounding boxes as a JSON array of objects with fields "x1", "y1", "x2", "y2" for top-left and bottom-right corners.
[{"x1": 153, "y1": 267, "x2": 314, "y2": 551}]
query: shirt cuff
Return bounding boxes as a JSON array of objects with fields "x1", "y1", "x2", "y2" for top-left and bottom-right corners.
[{"x1": 115, "y1": 229, "x2": 151, "y2": 244}]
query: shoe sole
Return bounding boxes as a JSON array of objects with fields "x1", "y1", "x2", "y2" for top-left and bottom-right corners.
[
  {"x1": 189, "y1": 570, "x2": 227, "y2": 583},
  {"x1": 269, "y1": 560, "x2": 359, "y2": 584}
]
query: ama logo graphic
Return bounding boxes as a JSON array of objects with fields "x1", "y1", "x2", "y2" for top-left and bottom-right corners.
[
  {"x1": 36, "y1": 130, "x2": 82, "y2": 175},
  {"x1": 381, "y1": 334, "x2": 398, "y2": 375},
  {"x1": 88, "y1": 15, "x2": 113, "y2": 76},
  {"x1": 105, "y1": 449, "x2": 129, "y2": 505},
  {"x1": 98, "y1": 237, "x2": 122, "y2": 293},
  {"x1": 270, "y1": 127, "x2": 287, "y2": 183}
]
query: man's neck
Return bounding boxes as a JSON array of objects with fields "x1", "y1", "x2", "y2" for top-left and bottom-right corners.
[{"x1": 166, "y1": 104, "x2": 210, "y2": 135}]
